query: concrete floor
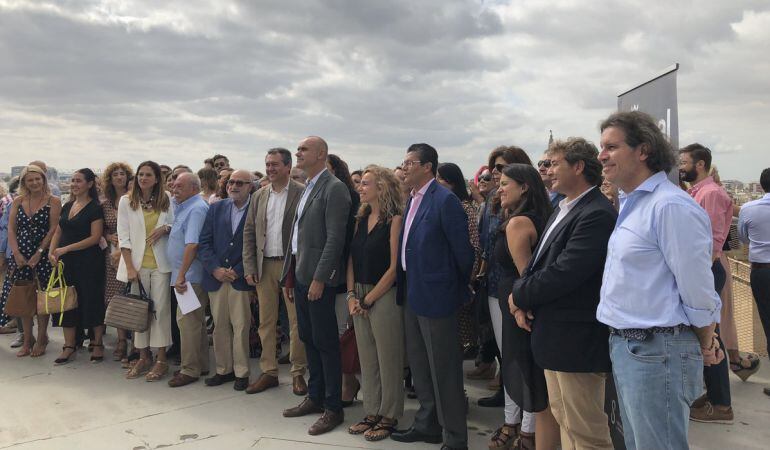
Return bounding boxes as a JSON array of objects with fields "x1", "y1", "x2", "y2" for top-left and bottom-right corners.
[{"x1": 0, "y1": 330, "x2": 768, "y2": 449}]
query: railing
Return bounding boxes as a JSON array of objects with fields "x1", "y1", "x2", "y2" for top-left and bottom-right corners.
[{"x1": 728, "y1": 257, "x2": 768, "y2": 357}]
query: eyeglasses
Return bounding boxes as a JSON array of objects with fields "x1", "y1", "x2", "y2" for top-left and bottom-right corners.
[
  {"x1": 479, "y1": 175, "x2": 492, "y2": 182},
  {"x1": 537, "y1": 160, "x2": 552, "y2": 168},
  {"x1": 227, "y1": 179, "x2": 248, "y2": 187},
  {"x1": 401, "y1": 160, "x2": 424, "y2": 168},
  {"x1": 492, "y1": 163, "x2": 506, "y2": 172}
]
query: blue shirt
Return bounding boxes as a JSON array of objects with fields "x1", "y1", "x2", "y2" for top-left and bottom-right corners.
[
  {"x1": 597, "y1": 171, "x2": 721, "y2": 329},
  {"x1": 0, "y1": 202, "x2": 10, "y2": 259},
  {"x1": 167, "y1": 194, "x2": 209, "y2": 284},
  {"x1": 738, "y1": 193, "x2": 770, "y2": 263},
  {"x1": 291, "y1": 168, "x2": 326, "y2": 255}
]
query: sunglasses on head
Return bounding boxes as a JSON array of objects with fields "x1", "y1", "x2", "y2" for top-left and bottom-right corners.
[{"x1": 537, "y1": 160, "x2": 552, "y2": 168}]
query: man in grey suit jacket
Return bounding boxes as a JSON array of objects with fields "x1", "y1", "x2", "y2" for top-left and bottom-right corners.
[
  {"x1": 280, "y1": 136, "x2": 352, "y2": 436},
  {"x1": 243, "y1": 148, "x2": 308, "y2": 396}
]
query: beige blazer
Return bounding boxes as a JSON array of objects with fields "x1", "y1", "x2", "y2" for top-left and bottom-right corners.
[
  {"x1": 242, "y1": 180, "x2": 303, "y2": 280},
  {"x1": 116, "y1": 193, "x2": 175, "y2": 282}
]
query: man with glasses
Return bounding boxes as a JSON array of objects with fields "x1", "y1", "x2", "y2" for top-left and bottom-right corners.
[
  {"x1": 198, "y1": 170, "x2": 254, "y2": 391},
  {"x1": 391, "y1": 144, "x2": 474, "y2": 450},
  {"x1": 537, "y1": 152, "x2": 565, "y2": 208}
]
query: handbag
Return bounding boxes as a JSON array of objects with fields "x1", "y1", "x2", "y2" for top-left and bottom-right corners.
[
  {"x1": 37, "y1": 261, "x2": 78, "y2": 324},
  {"x1": 4, "y1": 268, "x2": 39, "y2": 318},
  {"x1": 104, "y1": 280, "x2": 154, "y2": 332},
  {"x1": 340, "y1": 326, "x2": 360, "y2": 374}
]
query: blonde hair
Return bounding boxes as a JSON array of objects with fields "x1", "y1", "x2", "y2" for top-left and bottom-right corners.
[
  {"x1": 101, "y1": 162, "x2": 134, "y2": 205},
  {"x1": 18, "y1": 165, "x2": 50, "y2": 197},
  {"x1": 357, "y1": 165, "x2": 403, "y2": 222}
]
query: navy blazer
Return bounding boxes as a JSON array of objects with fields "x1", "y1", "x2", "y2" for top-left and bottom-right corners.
[
  {"x1": 198, "y1": 198, "x2": 251, "y2": 292},
  {"x1": 396, "y1": 180, "x2": 475, "y2": 318}
]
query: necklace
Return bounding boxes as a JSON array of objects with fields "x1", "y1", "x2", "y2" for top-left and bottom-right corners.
[{"x1": 139, "y1": 194, "x2": 155, "y2": 211}]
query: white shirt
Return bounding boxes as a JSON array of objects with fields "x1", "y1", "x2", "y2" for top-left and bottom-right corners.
[
  {"x1": 533, "y1": 186, "x2": 595, "y2": 264},
  {"x1": 230, "y1": 197, "x2": 250, "y2": 236},
  {"x1": 292, "y1": 169, "x2": 326, "y2": 255},
  {"x1": 265, "y1": 184, "x2": 289, "y2": 257}
]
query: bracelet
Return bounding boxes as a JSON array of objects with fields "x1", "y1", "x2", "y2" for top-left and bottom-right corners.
[
  {"x1": 346, "y1": 291, "x2": 356, "y2": 301},
  {"x1": 359, "y1": 298, "x2": 372, "y2": 310}
]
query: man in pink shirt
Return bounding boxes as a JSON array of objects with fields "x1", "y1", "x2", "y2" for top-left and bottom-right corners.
[{"x1": 679, "y1": 143, "x2": 733, "y2": 424}]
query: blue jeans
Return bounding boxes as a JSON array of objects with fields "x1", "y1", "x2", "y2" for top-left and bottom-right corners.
[{"x1": 610, "y1": 328, "x2": 703, "y2": 450}]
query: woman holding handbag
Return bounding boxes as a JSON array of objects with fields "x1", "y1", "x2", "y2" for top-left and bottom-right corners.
[
  {"x1": 3, "y1": 165, "x2": 61, "y2": 357},
  {"x1": 345, "y1": 165, "x2": 404, "y2": 442},
  {"x1": 48, "y1": 168, "x2": 106, "y2": 365},
  {"x1": 116, "y1": 161, "x2": 174, "y2": 381},
  {"x1": 100, "y1": 162, "x2": 133, "y2": 361}
]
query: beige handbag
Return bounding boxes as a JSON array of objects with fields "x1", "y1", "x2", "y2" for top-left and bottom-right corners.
[
  {"x1": 37, "y1": 262, "x2": 78, "y2": 324},
  {"x1": 4, "y1": 269, "x2": 39, "y2": 318},
  {"x1": 104, "y1": 280, "x2": 154, "y2": 332}
]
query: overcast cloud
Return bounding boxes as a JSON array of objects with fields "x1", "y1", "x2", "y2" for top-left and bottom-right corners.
[{"x1": 0, "y1": 0, "x2": 768, "y2": 181}]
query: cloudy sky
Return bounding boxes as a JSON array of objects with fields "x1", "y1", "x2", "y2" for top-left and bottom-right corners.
[{"x1": 0, "y1": 0, "x2": 768, "y2": 181}]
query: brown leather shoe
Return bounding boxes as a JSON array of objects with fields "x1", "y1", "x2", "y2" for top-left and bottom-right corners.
[
  {"x1": 308, "y1": 409, "x2": 344, "y2": 435},
  {"x1": 167, "y1": 373, "x2": 199, "y2": 388},
  {"x1": 292, "y1": 375, "x2": 308, "y2": 396},
  {"x1": 245, "y1": 374, "x2": 279, "y2": 394},
  {"x1": 283, "y1": 397, "x2": 324, "y2": 418}
]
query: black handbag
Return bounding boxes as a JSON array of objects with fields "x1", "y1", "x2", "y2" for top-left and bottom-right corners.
[{"x1": 104, "y1": 280, "x2": 155, "y2": 332}]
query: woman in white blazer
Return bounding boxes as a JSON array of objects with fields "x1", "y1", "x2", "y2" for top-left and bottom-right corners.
[{"x1": 117, "y1": 161, "x2": 174, "y2": 382}]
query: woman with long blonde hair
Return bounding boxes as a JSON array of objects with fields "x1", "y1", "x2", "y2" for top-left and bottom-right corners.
[{"x1": 345, "y1": 165, "x2": 405, "y2": 442}]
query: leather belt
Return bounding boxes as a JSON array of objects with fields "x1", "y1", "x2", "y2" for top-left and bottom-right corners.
[
  {"x1": 751, "y1": 262, "x2": 770, "y2": 269},
  {"x1": 264, "y1": 256, "x2": 284, "y2": 261},
  {"x1": 609, "y1": 324, "x2": 690, "y2": 341}
]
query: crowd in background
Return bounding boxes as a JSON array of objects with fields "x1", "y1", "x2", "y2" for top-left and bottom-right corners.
[{"x1": 1, "y1": 110, "x2": 769, "y2": 450}]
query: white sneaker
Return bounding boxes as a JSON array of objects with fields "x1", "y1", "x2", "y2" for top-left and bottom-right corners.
[{"x1": 10, "y1": 332, "x2": 23, "y2": 348}]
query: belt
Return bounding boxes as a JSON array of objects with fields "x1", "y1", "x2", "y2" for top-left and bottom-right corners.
[
  {"x1": 264, "y1": 256, "x2": 284, "y2": 261},
  {"x1": 751, "y1": 262, "x2": 770, "y2": 269},
  {"x1": 609, "y1": 324, "x2": 690, "y2": 341}
]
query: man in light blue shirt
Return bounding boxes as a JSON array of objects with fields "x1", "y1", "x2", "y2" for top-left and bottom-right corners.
[
  {"x1": 597, "y1": 111, "x2": 723, "y2": 450},
  {"x1": 737, "y1": 168, "x2": 770, "y2": 397},
  {"x1": 166, "y1": 172, "x2": 210, "y2": 388}
]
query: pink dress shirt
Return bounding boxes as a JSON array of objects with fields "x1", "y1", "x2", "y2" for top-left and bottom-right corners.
[
  {"x1": 688, "y1": 176, "x2": 733, "y2": 258},
  {"x1": 401, "y1": 179, "x2": 434, "y2": 269}
]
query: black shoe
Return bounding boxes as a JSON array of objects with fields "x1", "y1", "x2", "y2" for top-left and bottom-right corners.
[
  {"x1": 278, "y1": 353, "x2": 290, "y2": 365},
  {"x1": 462, "y1": 344, "x2": 478, "y2": 360},
  {"x1": 233, "y1": 377, "x2": 249, "y2": 391},
  {"x1": 478, "y1": 388, "x2": 504, "y2": 407},
  {"x1": 390, "y1": 427, "x2": 442, "y2": 444},
  {"x1": 764, "y1": 387, "x2": 770, "y2": 397},
  {"x1": 205, "y1": 372, "x2": 235, "y2": 386}
]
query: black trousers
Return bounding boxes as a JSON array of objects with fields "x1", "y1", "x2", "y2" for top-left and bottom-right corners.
[
  {"x1": 294, "y1": 281, "x2": 342, "y2": 412},
  {"x1": 704, "y1": 260, "x2": 731, "y2": 406},
  {"x1": 750, "y1": 267, "x2": 770, "y2": 349}
]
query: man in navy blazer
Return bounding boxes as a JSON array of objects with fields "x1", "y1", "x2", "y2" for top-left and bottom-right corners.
[
  {"x1": 391, "y1": 144, "x2": 474, "y2": 450},
  {"x1": 198, "y1": 169, "x2": 254, "y2": 392}
]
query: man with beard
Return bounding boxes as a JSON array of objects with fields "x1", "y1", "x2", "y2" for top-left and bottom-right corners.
[{"x1": 679, "y1": 143, "x2": 734, "y2": 424}]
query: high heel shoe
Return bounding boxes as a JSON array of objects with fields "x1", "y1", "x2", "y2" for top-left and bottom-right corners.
[
  {"x1": 90, "y1": 344, "x2": 104, "y2": 363},
  {"x1": 54, "y1": 346, "x2": 77, "y2": 365},
  {"x1": 730, "y1": 353, "x2": 760, "y2": 382},
  {"x1": 341, "y1": 382, "x2": 361, "y2": 407}
]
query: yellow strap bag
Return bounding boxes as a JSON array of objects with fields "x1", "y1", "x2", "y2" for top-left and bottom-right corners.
[{"x1": 37, "y1": 261, "x2": 78, "y2": 325}]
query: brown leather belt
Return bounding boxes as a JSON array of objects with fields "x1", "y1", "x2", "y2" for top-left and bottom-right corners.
[{"x1": 752, "y1": 262, "x2": 770, "y2": 269}]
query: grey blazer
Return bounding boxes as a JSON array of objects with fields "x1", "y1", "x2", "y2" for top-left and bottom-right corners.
[
  {"x1": 281, "y1": 170, "x2": 351, "y2": 287},
  {"x1": 242, "y1": 180, "x2": 303, "y2": 280}
]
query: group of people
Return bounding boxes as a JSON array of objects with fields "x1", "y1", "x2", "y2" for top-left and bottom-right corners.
[{"x1": 0, "y1": 110, "x2": 769, "y2": 450}]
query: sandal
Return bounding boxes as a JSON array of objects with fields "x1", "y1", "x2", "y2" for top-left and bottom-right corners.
[
  {"x1": 122, "y1": 350, "x2": 141, "y2": 369},
  {"x1": 113, "y1": 340, "x2": 127, "y2": 362},
  {"x1": 54, "y1": 346, "x2": 77, "y2": 365},
  {"x1": 145, "y1": 360, "x2": 169, "y2": 382},
  {"x1": 348, "y1": 415, "x2": 381, "y2": 435},
  {"x1": 489, "y1": 423, "x2": 519, "y2": 449},
  {"x1": 126, "y1": 358, "x2": 152, "y2": 379},
  {"x1": 730, "y1": 353, "x2": 760, "y2": 381},
  {"x1": 364, "y1": 418, "x2": 398, "y2": 442},
  {"x1": 30, "y1": 337, "x2": 49, "y2": 358},
  {"x1": 16, "y1": 337, "x2": 36, "y2": 357},
  {"x1": 90, "y1": 344, "x2": 104, "y2": 363},
  {"x1": 514, "y1": 431, "x2": 535, "y2": 450}
]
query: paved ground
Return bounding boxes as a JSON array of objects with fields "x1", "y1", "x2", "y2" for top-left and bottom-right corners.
[{"x1": 0, "y1": 329, "x2": 768, "y2": 449}]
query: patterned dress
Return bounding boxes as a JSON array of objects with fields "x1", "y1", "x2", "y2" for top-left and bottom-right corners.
[
  {"x1": 0, "y1": 201, "x2": 54, "y2": 325},
  {"x1": 101, "y1": 198, "x2": 125, "y2": 304},
  {"x1": 458, "y1": 200, "x2": 481, "y2": 349}
]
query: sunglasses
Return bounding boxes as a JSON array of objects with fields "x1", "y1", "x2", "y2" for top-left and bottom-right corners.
[
  {"x1": 492, "y1": 163, "x2": 506, "y2": 172},
  {"x1": 479, "y1": 175, "x2": 492, "y2": 182},
  {"x1": 227, "y1": 179, "x2": 249, "y2": 187},
  {"x1": 537, "y1": 160, "x2": 552, "y2": 168}
]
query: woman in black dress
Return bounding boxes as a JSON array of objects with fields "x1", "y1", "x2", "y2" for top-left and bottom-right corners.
[
  {"x1": 48, "y1": 169, "x2": 106, "y2": 365},
  {"x1": 488, "y1": 163, "x2": 557, "y2": 450}
]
